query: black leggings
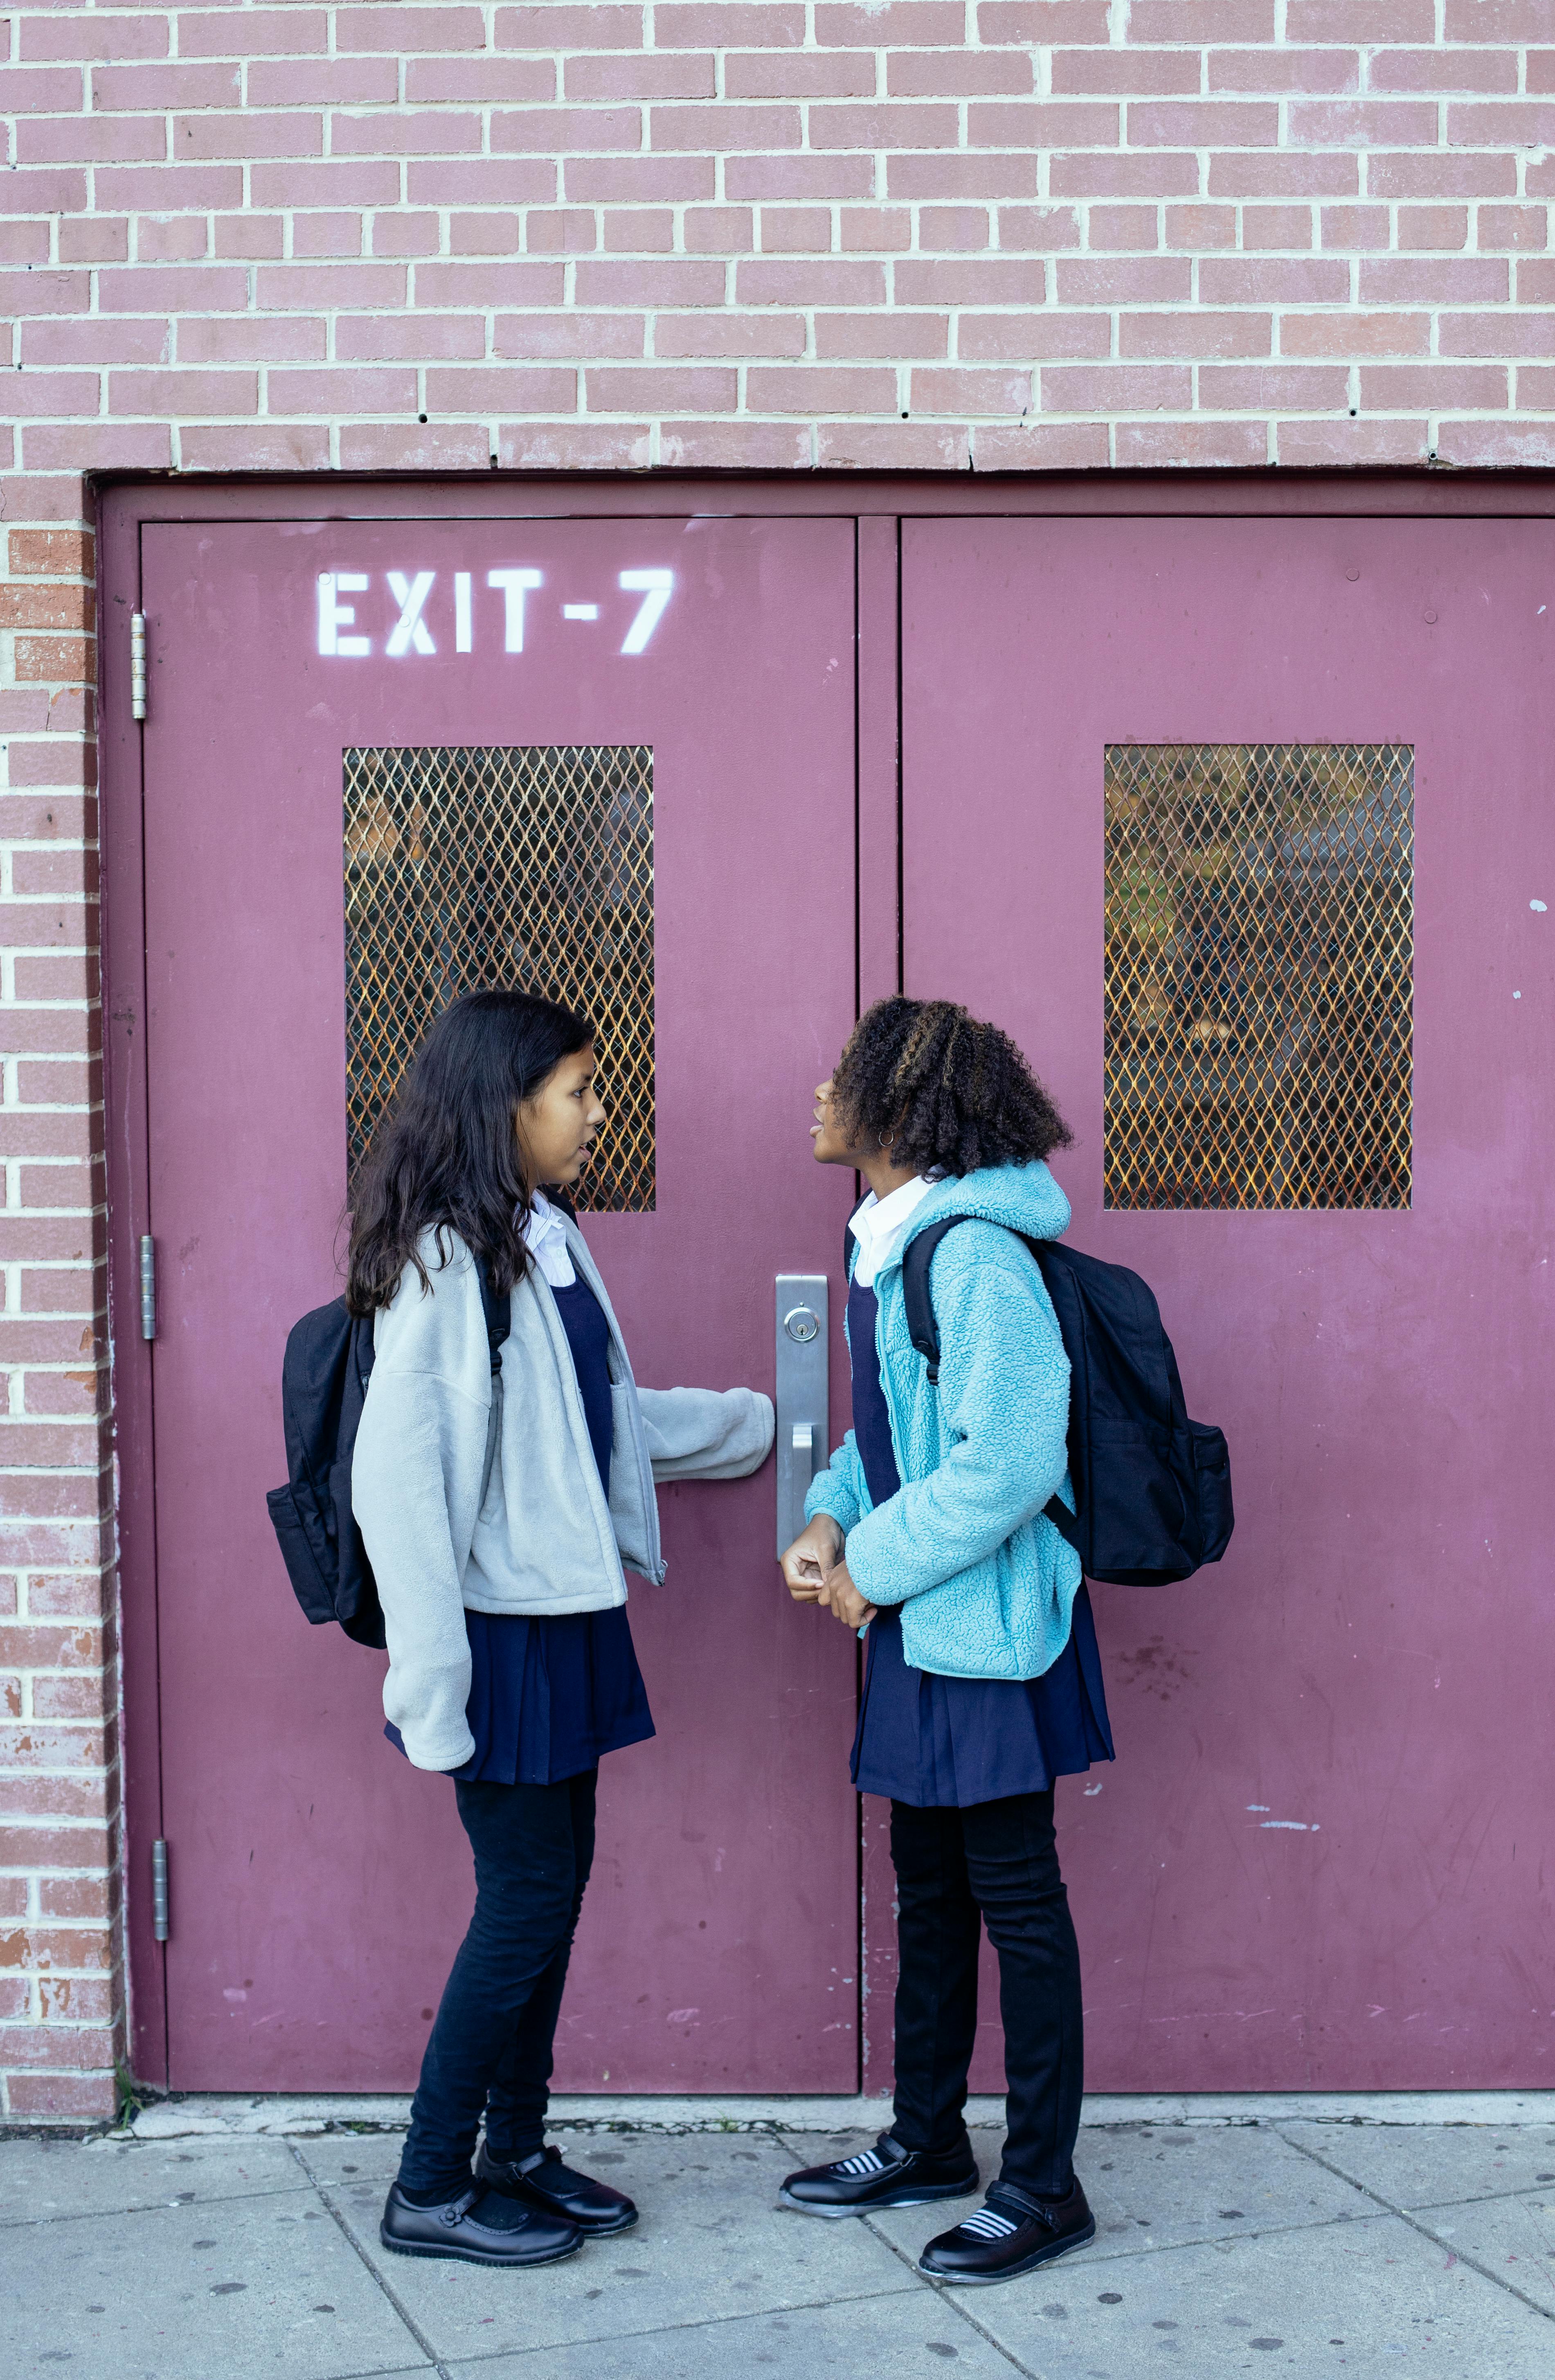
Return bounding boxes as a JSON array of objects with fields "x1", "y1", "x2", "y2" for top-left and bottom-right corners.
[
  {"x1": 888, "y1": 1787, "x2": 1084, "y2": 2198},
  {"x1": 397, "y1": 1769, "x2": 596, "y2": 2198}
]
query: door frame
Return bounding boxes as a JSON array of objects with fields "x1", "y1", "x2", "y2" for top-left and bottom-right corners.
[{"x1": 99, "y1": 467, "x2": 1555, "y2": 2088}]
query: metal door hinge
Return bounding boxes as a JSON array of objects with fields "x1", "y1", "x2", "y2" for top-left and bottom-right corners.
[
  {"x1": 139, "y1": 1234, "x2": 156, "y2": 1340},
  {"x1": 130, "y1": 612, "x2": 147, "y2": 720},
  {"x1": 151, "y1": 1839, "x2": 170, "y2": 1942}
]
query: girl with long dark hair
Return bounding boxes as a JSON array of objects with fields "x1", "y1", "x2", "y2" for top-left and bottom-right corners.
[
  {"x1": 349, "y1": 988, "x2": 772, "y2": 2268},
  {"x1": 778, "y1": 996, "x2": 1113, "y2": 2286}
]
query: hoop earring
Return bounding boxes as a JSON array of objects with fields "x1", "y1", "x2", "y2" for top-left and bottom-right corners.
[{"x1": 878, "y1": 1130, "x2": 895, "y2": 1149}]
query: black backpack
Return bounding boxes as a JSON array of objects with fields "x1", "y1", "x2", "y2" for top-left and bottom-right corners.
[
  {"x1": 266, "y1": 1259, "x2": 510, "y2": 1649},
  {"x1": 893, "y1": 1218, "x2": 1233, "y2": 1588}
]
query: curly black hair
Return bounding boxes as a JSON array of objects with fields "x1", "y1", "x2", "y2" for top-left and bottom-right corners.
[{"x1": 830, "y1": 996, "x2": 1071, "y2": 1179}]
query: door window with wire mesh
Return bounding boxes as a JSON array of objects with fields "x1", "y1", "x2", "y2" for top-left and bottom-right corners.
[
  {"x1": 344, "y1": 745, "x2": 655, "y2": 1209},
  {"x1": 1103, "y1": 744, "x2": 1413, "y2": 1211}
]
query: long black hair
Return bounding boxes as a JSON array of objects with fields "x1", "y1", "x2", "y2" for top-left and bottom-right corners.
[
  {"x1": 346, "y1": 987, "x2": 594, "y2": 1315},
  {"x1": 830, "y1": 995, "x2": 1071, "y2": 1179}
]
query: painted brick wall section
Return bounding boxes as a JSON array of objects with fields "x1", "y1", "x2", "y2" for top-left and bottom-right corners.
[{"x1": 5, "y1": 0, "x2": 1555, "y2": 2113}]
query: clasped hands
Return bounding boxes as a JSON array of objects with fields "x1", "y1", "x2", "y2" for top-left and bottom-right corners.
[{"x1": 779, "y1": 1513, "x2": 878, "y2": 1632}]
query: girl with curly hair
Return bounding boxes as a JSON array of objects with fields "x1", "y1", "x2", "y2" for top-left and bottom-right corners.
[{"x1": 777, "y1": 996, "x2": 1113, "y2": 2287}]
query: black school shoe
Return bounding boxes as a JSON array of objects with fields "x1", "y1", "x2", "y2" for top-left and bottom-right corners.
[
  {"x1": 380, "y1": 2180, "x2": 582, "y2": 2267},
  {"x1": 919, "y1": 2176, "x2": 1096, "y2": 2284},
  {"x1": 780, "y1": 2131, "x2": 979, "y2": 2217},
  {"x1": 476, "y1": 2139, "x2": 639, "y2": 2234}
]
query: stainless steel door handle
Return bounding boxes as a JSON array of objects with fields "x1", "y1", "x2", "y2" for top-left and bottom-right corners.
[{"x1": 775, "y1": 1274, "x2": 829, "y2": 1557}]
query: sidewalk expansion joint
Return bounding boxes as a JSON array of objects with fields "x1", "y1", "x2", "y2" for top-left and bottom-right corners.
[
  {"x1": 1276, "y1": 2125, "x2": 1555, "y2": 2327},
  {"x1": 287, "y1": 2138, "x2": 456, "y2": 2380}
]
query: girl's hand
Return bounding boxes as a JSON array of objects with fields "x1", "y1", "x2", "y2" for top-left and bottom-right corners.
[
  {"x1": 780, "y1": 1514, "x2": 844, "y2": 1603},
  {"x1": 817, "y1": 1560, "x2": 877, "y2": 1632}
]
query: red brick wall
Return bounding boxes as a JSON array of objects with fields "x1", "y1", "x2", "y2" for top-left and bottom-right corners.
[{"x1": 5, "y1": 0, "x2": 1555, "y2": 2114}]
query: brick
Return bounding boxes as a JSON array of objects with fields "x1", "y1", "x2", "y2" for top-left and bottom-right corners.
[
  {"x1": 601, "y1": 209, "x2": 676, "y2": 252},
  {"x1": 523, "y1": 209, "x2": 599, "y2": 253},
  {"x1": 410, "y1": 160, "x2": 556, "y2": 205},
  {"x1": 1199, "y1": 257, "x2": 1351, "y2": 300},
  {"x1": 97, "y1": 165, "x2": 244, "y2": 210},
  {"x1": 25, "y1": 1573, "x2": 111, "y2": 1620},
  {"x1": 810, "y1": 103, "x2": 961, "y2": 151},
  {"x1": 19, "y1": 117, "x2": 168, "y2": 169},
  {"x1": 1116, "y1": 417, "x2": 1270, "y2": 466},
  {"x1": 1242, "y1": 206, "x2": 1317, "y2": 251},
  {"x1": 567, "y1": 156, "x2": 718, "y2": 203},
  {"x1": 1281, "y1": 312, "x2": 1431, "y2": 357},
  {"x1": 0, "y1": 272, "x2": 89, "y2": 317},
  {"x1": 1122, "y1": 311, "x2": 1274, "y2": 359},
  {"x1": 178, "y1": 11, "x2": 329, "y2": 57},
  {"x1": 371, "y1": 215, "x2": 443, "y2": 259},
  {"x1": 0, "y1": 2023, "x2": 114, "y2": 2070},
  {"x1": 1049, "y1": 153, "x2": 1199, "y2": 199},
  {"x1": 108, "y1": 371, "x2": 259, "y2": 417},
  {"x1": 574, "y1": 259, "x2": 725, "y2": 304},
  {"x1": 972, "y1": 420, "x2": 1110, "y2": 467},
  {"x1": 180, "y1": 423, "x2": 332, "y2": 467},
  {"x1": 1132, "y1": 101, "x2": 1280, "y2": 146},
  {"x1": 337, "y1": 6, "x2": 488, "y2": 50},
  {"x1": 23, "y1": 15, "x2": 171, "y2": 60},
  {"x1": 1199, "y1": 363, "x2": 1350, "y2": 408},
  {"x1": 585, "y1": 366, "x2": 737, "y2": 410},
  {"x1": 652, "y1": 106, "x2": 802, "y2": 151},
  {"x1": 1369, "y1": 153, "x2": 1518, "y2": 200},
  {"x1": 970, "y1": 101, "x2": 1119, "y2": 148},
  {"x1": 92, "y1": 62, "x2": 240, "y2": 111},
  {"x1": 407, "y1": 262, "x2": 567, "y2": 313},
  {"x1": 178, "y1": 318, "x2": 327, "y2": 364},
  {"x1": 97, "y1": 265, "x2": 249, "y2": 312},
  {"x1": 888, "y1": 153, "x2": 1043, "y2": 200},
  {"x1": 746, "y1": 366, "x2": 902, "y2": 414},
  {"x1": 657, "y1": 421, "x2": 814, "y2": 468},
  {"x1": 1361, "y1": 363, "x2": 1510, "y2": 406},
  {"x1": 1210, "y1": 47, "x2": 1360, "y2": 94},
  {"x1": 814, "y1": 420, "x2": 969, "y2": 467},
  {"x1": 0, "y1": 225, "x2": 52, "y2": 269},
  {"x1": 1514, "y1": 365, "x2": 1555, "y2": 402},
  {"x1": 250, "y1": 161, "x2": 401, "y2": 207},
  {"x1": 337, "y1": 316, "x2": 486, "y2": 362},
  {"x1": 813, "y1": 311, "x2": 949, "y2": 358},
  {"x1": 569, "y1": 53, "x2": 716, "y2": 102},
  {"x1": 255, "y1": 263, "x2": 408, "y2": 310},
  {"x1": 816, "y1": 2, "x2": 966, "y2": 36},
  {"x1": 737, "y1": 258, "x2": 886, "y2": 304},
  {"x1": 1361, "y1": 257, "x2": 1509, "y2": 301},
  {"x1": 1288, "y1": 0, "x2": 1434, "y2": 30},
  {"x1": 1207, "y1": 152, "x2": 1360, "y2": 198},
  {"x1": 1164, "y1": 204, "x2": 1239, "y2": 250},
  {"x1": 58, "y1": 219, "x2": 130, "y2": 265},
  {"x1": 1478, "y1": 207, "x2": 1550, "y2": 251},
  {"x1": 686, "y1": 207, "x2": 757, "y2": 251},
  {"x1": 492, "y1": 108, "x2": 641, "y2": 155},
  {"x1": 334, "y1": 110, "x2": 483, "y2": 158},
  {"x1": 1042, "y1": 362, "x2": 1193, "y2": 410},
  {"x1": 1437, "y1": 417, "x2": 1555, "y2": 465},
  {"x1": 909, "y1": 366, "x2": 1034, "y2": 416},
  {"x1": 657, "y1": 2, "x2": 807, "y2": 40},
  {"x1": 725, "y1": 51, "x2": 875, "y2": 99},
  {"x1": 760, "y1": 207, "x2": 835, "y2": 253},
  {"x1": 338, "y1": 423, "x2": 495, "y2": 470},
  {"x1": 135, "y1": 218, "x2": 211, "y2": 265},
  {"x1": 0, "y1": 585, "x2": 94, "y2": 632},
  {"x1": 1398, "y1": 206, "x2": 1470, "y2": 252},
  {"x1": 405, "y1": 58, "x2": 559, "y2": 105},
  {"x1": 917, "y1": 205, "x2": 994, "y2": 253},
  {"x1": 1372, "y1": 47, "x2": 1520, "y2": 93},
  {"x1": 5, "y1": 2072, "x2": 117, "y2": 2119},
  {"x1": 656, "y1": 312, "x2": 808, "y2": 357},
  {"x1": 11, "y1": 633, "x2": 99, "y2": 683},
  {"x1": 1321, "y1": 205, "x2": 1393, "y2": 251},
  {"x1": 1439, "y1": 310, "x2": 1555, "y2": 356},
  {"x1": 267, "y1": 368, "x2": 416, "y2": 414},
  {"x1": 896, "y1": 258, "x2": 1051, "y2": 303},
  {"x1": 1056, "y1": 256, "x2": 1193, "y2": 303},
  {"x1": 496, "y1": 4, "x2": 648, "y2": 43},
  {"x1": 889, "y1": 51, "x2": 1035, "y2": 99},
  {"x1": 5, "y1": 374, "x2": 102, "y2": 423},
  {"x1": 1051, "y1": 49, "x2": 1202, "y2": 97},
  {"x1": 248, "y1": 62, "x2": 399, "y2": 109},
  {"x1": 1444, "y1": 0, "x2": 1555, "y2": 32},
  {"x1": 997, "y1": 206, "x2": 1084, "y2": 250},
  {"x1": 38, "y1": 1876, "x2": 115, "y2": 1921},
  {"x1": 1085, "y1": 205, "x2": 1160, "y2": 252},
  {"x1": 498, "y1": 422, "x2": 652, "y2": 468},
  {"x1": 173, "y1": 111, "x2": 324, "y2": 163},
  {"x1": 425, "y1": 367, "x2": 580, "y2": 411}
]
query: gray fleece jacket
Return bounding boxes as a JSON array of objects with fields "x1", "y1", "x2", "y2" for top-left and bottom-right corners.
[{"x1": 352, "y1": 1220, "x2": 774, "y2": 1771}]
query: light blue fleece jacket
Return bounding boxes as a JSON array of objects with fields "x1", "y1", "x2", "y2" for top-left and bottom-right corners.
[{"x1": 803, "y1": 1160, "x2": 1082, "y2": 1683}]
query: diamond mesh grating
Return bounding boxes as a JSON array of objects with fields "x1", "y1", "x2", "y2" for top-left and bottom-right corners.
[
  {"x1": 344, "y1": 744, "x2": 655, "y2": 1209},
  {"x1": 1103, "y1": 743, "x2": 1413, "y2": 1210}
]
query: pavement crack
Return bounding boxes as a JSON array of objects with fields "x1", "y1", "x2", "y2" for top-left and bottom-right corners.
[
  {"x1": 1276, "y1": 2126, "x2": 1555, "y2": 2326},
  {"x1": 859, "y1": 2212, "x2": 1042, "y2": 2377},
  {"x1": 287, "y1": 2139, "x2": 452, "y2": 2379}
]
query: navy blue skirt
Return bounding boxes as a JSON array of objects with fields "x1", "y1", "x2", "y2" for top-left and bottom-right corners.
[
  {"x1": 850, "y1": 1581, "x2": 1114, "y2": 1809},
  {"x1": 387, "y1": 1604, "x2": 653, "y2": 1785}
]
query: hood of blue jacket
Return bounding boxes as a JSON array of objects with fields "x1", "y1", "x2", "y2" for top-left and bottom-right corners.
[{"x1": 888, "y1": 1159, "x2": 1071, "y2": 1268}]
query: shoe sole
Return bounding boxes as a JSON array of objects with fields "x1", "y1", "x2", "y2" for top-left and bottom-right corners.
[
  {"x1": 780, "y1": 2175, "x2": 979, "y2": 2219},
  {"x1": 919, "y1": 2216, "x2": 1096, "y2": 2284},
  {"x1": 379, "y1": 2227, "x2": 584, "y2": 2268}
]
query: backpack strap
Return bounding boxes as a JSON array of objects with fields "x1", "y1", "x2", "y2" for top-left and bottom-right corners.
[
  {"x1": 843, "y1": 1189, "x2": 870, "y2": 1283},
  {"x1": 475, "y1": 1257, "x2": 509, "y2": 1379},
  {"x1": 900, "y1": 1215, "x2": 1081, "y2": 1553}
]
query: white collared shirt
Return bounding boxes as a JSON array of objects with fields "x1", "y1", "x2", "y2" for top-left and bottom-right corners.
[
  {"x1": 848, "y1": 1173, "x2": 938, "y2": 1289},
  {"x1": 522, "y1": 1191, "x2": 577, "y2": 1288}
]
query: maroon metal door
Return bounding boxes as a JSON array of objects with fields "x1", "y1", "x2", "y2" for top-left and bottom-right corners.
[
  {"x1": 135, "y1": 515, "x2": 860, "y2": 2091},
  {"x1": 901, "y1": 514, "x2": 1555, "y2": 2092}
]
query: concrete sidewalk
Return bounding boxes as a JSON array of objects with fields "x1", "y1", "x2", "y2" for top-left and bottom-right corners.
[{"x1": 4, "y1": 2109, "x2": 1555, "y2": 2380}]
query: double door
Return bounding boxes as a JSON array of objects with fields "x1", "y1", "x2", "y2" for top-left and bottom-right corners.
[{"x1": 108, "y1": 494, "x2": 1555, "y2": 2094}]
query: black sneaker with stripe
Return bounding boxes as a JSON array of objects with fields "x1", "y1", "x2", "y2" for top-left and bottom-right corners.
[{"x1": 779, "y1": 2131, "x2": 979, "y2": 2217}]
